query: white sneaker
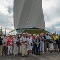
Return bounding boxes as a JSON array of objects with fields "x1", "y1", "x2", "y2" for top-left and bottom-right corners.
[{"x1": 42, "y1": 52, "x2": 44, "y2": 54}]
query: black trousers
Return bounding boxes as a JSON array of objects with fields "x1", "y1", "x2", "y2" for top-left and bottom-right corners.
[{"x1": 32, "y1": 44, "x2": 36, "y2": 54}]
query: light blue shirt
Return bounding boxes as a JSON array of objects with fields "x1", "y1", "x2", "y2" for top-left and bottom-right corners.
[{"x1": 45, "y1": 35, "x2": 51, "y2": 39}]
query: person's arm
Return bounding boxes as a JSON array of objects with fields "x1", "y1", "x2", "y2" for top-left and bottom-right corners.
[{"x1": 7, "y1": 38, "x2": 9, "y2": 46}]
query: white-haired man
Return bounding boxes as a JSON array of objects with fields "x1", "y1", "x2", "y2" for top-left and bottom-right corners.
[{"x1": 20, "y1": 33, "x2": 28, "y2": 57}]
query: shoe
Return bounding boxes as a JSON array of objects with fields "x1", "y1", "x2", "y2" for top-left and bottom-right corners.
[
  {"x1": 41, "y1": 52, "x2": 44, "y2": 54},
  {"x1": 38, "y1": 54, "x2": 40, "y2": 55},
  {"x1": 0, "y1": 55, "x2": 3, "y2": 57},
  {"x1": 22, "y1": 55, "x2": 24, "y2": 57},
  {"x1": 25, "y1": 55, "x2": 28, "y2": 57}
]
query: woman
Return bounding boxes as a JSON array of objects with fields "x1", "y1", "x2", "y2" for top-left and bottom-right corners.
[
  {"x1": 13, "y1": 35, "x2": 18, "y2": 56},
  {"x1": 7, "y1": 35, "x2": 14, "y2": 56},
  {"x1": 40, "y1": 33, "x2": 45, "y2": 54},
  {"x1": 27, "y1": 34, "x2": 32, "y2": 55}
]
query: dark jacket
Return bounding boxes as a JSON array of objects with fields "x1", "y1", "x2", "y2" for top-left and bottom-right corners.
[
  {"x1": 0, "y1": 37, "x2": 3, "y2": 45},
  {"x1": 35, "y1": 37, "x2": 40, "y2": 46}
]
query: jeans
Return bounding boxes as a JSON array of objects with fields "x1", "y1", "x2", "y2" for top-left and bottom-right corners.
[
  {"x1": 36, "y1": 45, "x2": 40, "y2": 55},
  {"x1": 8, "y1": 46, "x2": 13, "y2": 55}
]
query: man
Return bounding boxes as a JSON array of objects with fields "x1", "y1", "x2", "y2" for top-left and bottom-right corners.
[
  {"x1": 35, "y1": 34, "x2": 40, "y2": 55},
  {"x1": 53, "y1": 33, "x2": 59, "y2": 52},
  {"x1": 19, "y1": 33, "x2": 22, "y2": 54},
  {"x1": 0, "y1": 36, "x2": 3, "y2": 56},
  {"x1": 20, "y1": 33, "x2": 28, "y2": 57},
  {"x1": 17, "y1": 34, "x2": 20, "y2": 55},
  {"x1": 2, "y1": 35, "x2": 7, "y2": 56},
  {"x1": 45, "y1": 32, "x2": 51, "y2": 51}
]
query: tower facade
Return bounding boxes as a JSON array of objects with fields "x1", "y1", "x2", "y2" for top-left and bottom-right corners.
[{"x1": 14, "y1": 0, "x2": 45, "y2": 29}]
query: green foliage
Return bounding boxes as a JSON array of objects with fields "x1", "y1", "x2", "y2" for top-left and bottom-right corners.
[{"x1": 23, "y1": 29, "x2": 48, "y2": 34}]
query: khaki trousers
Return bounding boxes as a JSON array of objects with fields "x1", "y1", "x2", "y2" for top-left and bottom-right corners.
[
  {"x1": 2, "y1": 46, "x2": 7, "y2": 55},
  {"x1": 20, "y1": 45, "x2": 22, "y2": 54},
  {"x1": 0, "y1": 45, "x2": 2, "y2": 56},
  {"x1": 21, "y1": 44, "x2": 27, "y2": 56}
]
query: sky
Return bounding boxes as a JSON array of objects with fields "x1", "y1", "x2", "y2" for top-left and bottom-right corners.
[{"x1": 0, "y1": 0, "x2": 60, "y2": 34}]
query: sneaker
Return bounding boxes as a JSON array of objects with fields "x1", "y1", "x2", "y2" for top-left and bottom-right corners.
[{"x1": 41, "y1": 52, "x2": 44, "y2": 54}]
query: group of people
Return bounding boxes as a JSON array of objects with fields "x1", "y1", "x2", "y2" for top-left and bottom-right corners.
[{"x1": 0, "y1": 32, "x2": 60, "y2": 57}]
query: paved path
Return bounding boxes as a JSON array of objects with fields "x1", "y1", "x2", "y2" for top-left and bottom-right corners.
[{"x1": 0, "y1": 52, "x2": 60, "y2": 60}]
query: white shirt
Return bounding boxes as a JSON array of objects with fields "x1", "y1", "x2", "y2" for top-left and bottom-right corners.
[{"x1": 20, "y1": 36, "x2": 26, "y2": 43}]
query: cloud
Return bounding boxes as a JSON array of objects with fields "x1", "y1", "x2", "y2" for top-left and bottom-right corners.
[
  {"x1": 7, "y1": 6, "x2": 13, "y2": 14},
  {"x1": 0, "y1": 0, "x2": 60, "y2": 34},
  {"x1": 42, "y1": 0, "x2": 60, "y2": 33},
  {"x1": 43, "y1": 0, "x2": 60, "y2": 21},
  {"x1": 0, "y1": 12, "x2": 14, "y2": 28},
  {"x1": 0, "y1": 0, "x2": 14, "y2": 34}
]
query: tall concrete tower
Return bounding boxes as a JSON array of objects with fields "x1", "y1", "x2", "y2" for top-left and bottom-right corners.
[{"x1": 14, "y1": 0, "x2": 45, "y2": 30}]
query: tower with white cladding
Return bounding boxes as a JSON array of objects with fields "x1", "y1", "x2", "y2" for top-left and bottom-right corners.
[{"x1": 14, "y1": 0, "x2": 45, "y2": 29}]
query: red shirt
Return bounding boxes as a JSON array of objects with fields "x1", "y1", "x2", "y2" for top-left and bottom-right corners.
[{"x1": 7, "y1": 37, "x2": 14, "y2": 46}]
